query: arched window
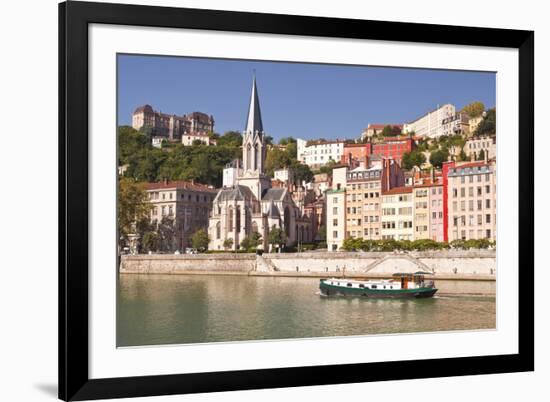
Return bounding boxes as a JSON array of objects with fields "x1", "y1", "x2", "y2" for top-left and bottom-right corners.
[
  {"x1": 236, "y1": 206, "x2": 241, "y2": 232},
  {"x1": 247, "y1": 144, "x2": 252, "y2": 170},
  {"x1": 254, "y1": 144, "x2": 259, "y2": 170},
  {"x1": 228, "y1": 207, "x2": 234, "y2": 231},
  {"x1": 252, "y1": 221, "x2": 258, "y2": 235},
  {"x1": 216, "y1": 221, "x2": 221, "y2": 239},
  {"x1": 284, "y1": 207, "x2": 291, "y2": 236}
]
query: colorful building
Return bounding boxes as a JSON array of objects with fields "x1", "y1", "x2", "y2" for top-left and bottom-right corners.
[
  {"x1": 443, "y1": 161, "x2": 497, "y2": 241},
  {"x1": 381, "y1": 187, "x2": 414, "y2": 241}
]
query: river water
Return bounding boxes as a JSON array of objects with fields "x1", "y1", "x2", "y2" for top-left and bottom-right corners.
[{"x1": 117, "y1": 274, "x2": 496, "y2": 347}]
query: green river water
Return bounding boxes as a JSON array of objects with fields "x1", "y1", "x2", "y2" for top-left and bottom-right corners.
[{"x1": 117, "y1": 274, "x2": 496, "y2": 347}]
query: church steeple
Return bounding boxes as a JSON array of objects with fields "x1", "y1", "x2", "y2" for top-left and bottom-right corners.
[
  {"x1": 245, "y1": 74, "x2": 264, "y2": 138},
  {"x1": 242, "y1": 74, "x2": 266, "y2": 174}
]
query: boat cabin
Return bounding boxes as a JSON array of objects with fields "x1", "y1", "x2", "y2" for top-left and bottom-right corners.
[{"x1": 392, "y1": 271, "x2": 434, "y2": 290}]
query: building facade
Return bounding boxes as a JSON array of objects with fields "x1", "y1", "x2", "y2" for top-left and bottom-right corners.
[
  {"x1": 181, "y1": 132, "x2": 217, "y2": 146},
  {"x1": 145, "y1": 181, "x2": 218, "y2": 251},
  {"x1": 297, "y1": 138, "x2": 345, "y2": 168},
  {"x1": 381, "y1": 187, "x2": 414, "y2": 241},
  {"x1": 441, "y1": 112, "x2": 470, "y2": 137},
  {"x1": 464, "y1": 135, "x2": 496, "y2": 160},
  {"x1": 445, "y1": 161, "x2": 497, "y2": 241},
  {"x1": 403, "y1": 104, "x2": 455, "y2": 138},
  {"x1": 132, "y1": 104, "x2": 214, "y2": 141}
]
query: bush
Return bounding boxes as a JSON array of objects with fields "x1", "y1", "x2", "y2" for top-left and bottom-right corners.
[{"x1": 342, "y1": 237, "x2": 487, "y2": 252}]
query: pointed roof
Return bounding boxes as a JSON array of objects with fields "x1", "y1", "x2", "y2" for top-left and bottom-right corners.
[{"x1": 245, "y1": 75, "x2": 264, "y2": 136}]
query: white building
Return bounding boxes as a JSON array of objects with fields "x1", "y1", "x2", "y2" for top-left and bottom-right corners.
[
  {"x1": 181, "y1": 132, "x2": 216, "y2": 146},
  {"x1": 222, "y1": 160, "x2": 243, "y2": 188},
  {"x1": 326, "y1": 167, "x2": 347, "y2": 252},
  {"x1": 274, "y1": 168, "x2": 294, "y2": 185},
  {"x1": 404, "y1": 104, "x2": 455, "y2": 138},
  {"x1": 297, "y1": 138, "x2": 345, "y2": 169},
  {"x1": 464, "y1": 136, "x2": 496, "y2": 160},
  {"x1": 381, "y1": 187, "x2": 414, "y2": 241}
]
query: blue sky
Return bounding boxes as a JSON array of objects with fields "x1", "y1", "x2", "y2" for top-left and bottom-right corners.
[{"x1": 118, "y1": 54, "x2": 495, "y2": 141}]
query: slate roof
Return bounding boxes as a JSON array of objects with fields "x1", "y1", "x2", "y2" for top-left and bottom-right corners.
[
  {"x1": 261, "y1": 188, "x2": 286, "y2": 201},
  {"x1": 213, "y1": 185, "x2": 256, "y2": 202}
]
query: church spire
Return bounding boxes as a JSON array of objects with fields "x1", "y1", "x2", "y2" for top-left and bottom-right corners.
[{"x1": 245, "y1": 74, "x2": 264, "y2": 137}]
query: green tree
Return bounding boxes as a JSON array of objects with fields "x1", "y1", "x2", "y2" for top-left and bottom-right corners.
[
  {"x1": 286, "y1": 142, "x2": 298, "y2": 159},
  {"x1": 216, "y1": 131, "x2": 243, "y2": 147},
  {"x1": 241, "y1": 231, "x2": 263, "y2": 252},
  {"x1": 461, "y1": 101, "x2": 485, "y2": 118},
  {"x1": 474, "y1": 108, "x2": 496, "y2": 137},
  {"x1": 459, "y1": 148, "x2": 467, "y2": 162},
  {"x1": 267, "y1": 226, "x2": 286, "y2": 252},
  {"x1": 141, "y1": 231, "x2": 160, "y2": 253},
  {"x1": 429, "y1": 149, "x2": 450, "y2": 168},
  {"x1": 291, "y1": 161, "x2": 313, "y2": 184},
  {"x1": 191, "y1": 229, "x2": 210, "y2": 252},
  {"x1": 278, "y1": 137, "x2": 296, "y2": 146},
  {"x1": 117, "y1": 177, "x2": 151, "y2": 241},
  {"x1": 157, "y1": 216, "x2": 176, "y2": 252},
  {"x1": 401, "y1": 150, "x2": 426, "y2": 170},
  {"x1": 223, "y1": 238, "x2": 234, "y2": 251},
  {"x1": 264, "y1": 135, "x2": 274, "y2": 146},
  {"x1": 380, "y1": 125, "x2": 401, "y2": 137},
  {"x1": 265, "y1": 148, "x2": 292, "y2": 177},
  {"x1": 478, "y1": 149, "x2": 486, "y2": 161}
]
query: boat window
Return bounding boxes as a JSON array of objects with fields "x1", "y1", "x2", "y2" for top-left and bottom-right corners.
[
  {"x1": 372, "y1": 285, "x2": 377, "y2": 289},
  {"x1": 383, "y1": 286, "x2": 386, "y2": 289},
  {"x1": 359, "y1": 284, "x2": 364, "y2": 288},
  {"x1": 347, "y1": 283, "x2": 352, "y2": 287},
  {"x1": 390, "y1": 286, "x2": 393, "y2": 289}
]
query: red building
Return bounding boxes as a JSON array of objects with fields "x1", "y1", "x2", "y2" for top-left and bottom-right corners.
[
  {"x1": 342, "y1": 137, "x2": 416, "y2": 166},
  {"x1": 441, "y1": 160, "x2": 456, "y2": 242}
]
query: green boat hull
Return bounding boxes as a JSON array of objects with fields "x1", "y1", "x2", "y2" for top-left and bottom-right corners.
[{"x1": 319, "y1": 281, "x2": 437, "y2": 299}]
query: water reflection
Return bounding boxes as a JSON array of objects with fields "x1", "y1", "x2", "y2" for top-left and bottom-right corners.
[{"x1": 117, "y1": 275, "x2": 496, "y2": 347}]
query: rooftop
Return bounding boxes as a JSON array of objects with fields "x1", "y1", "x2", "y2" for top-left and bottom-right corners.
[
  {"x1": 382, "y1": 186, "x2": 413, "y2": 195},
  {"x1": 146, "y1": 180, "x2": 217, "y2": 192}
]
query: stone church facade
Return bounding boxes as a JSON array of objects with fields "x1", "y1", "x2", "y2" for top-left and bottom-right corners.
[{"x1": 208, "y1": 77, "x2": 303, "y2": 251}]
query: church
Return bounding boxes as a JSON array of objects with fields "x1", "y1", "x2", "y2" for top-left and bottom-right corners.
[{"x1": 208, "y1": 77, "x2": 304, "y2": 251}]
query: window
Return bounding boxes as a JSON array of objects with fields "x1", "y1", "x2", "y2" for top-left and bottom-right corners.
[
  {"x1": 486, "y1": 229, "x2": 491, "y2": 238},
  {"x1": 469, "y1": 187, "x2": 474, "y2": 197},
  {"x1": 333, "y1": 219, "x2": 338, "y2": 226},
  {"x1": 333, "y1": 231, "x2": 338, "y2": 238},
  {"x1": 485, "y1": 173, "x2": 490, "y2": 182},
  {"x1": 477, "y1": 215, "x2": 482, "y2": 225},
  {"x1": 486, "y1": 214, "x2": 491, "y2": 223},
  {"x1": 469, "y1": 200, "x2": 474, "y2": 211},
  {"x1": 486, "y1": 199, "x2": 491, "y2": 208},
  {"x1": 333, "y1": 197, "x2": 338, "y2": 204},
  {"x1": 168, "y1": 206, "x2": 173, "y2": 215},
  {"x1": 486, "y1": 185, "x2": 490, "y2": 194},
  {"x1": 333, "y1": 207, "x2": 338, "y2": 214},
  {"x1": 477, "y1": 187, "x2": 482, "y2": 196},
  {"x1": 461, "y1": 176, "x2": 465, "y2": 184},
  {"x1": 477, "y1": 200, "x2": 482, "y2": 210},
  {"x1": 469, "y1": 175, "x2": 474, "y2": 183},
  {"x1": 460, "y1": 188, "x2": 466, "y2": 197}
]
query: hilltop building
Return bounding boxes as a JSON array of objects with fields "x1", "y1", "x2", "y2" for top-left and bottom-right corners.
[
  {"x1": 403, "y1": 104, "x2": 455, "y2": 138},
  {"x1": 132, "y1": 105, "x2": 214, "y2": 141}
]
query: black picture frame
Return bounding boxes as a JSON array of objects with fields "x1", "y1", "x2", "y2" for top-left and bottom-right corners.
[{"x1": 59, "y1": 1, "x2": 534, "y2": 400}]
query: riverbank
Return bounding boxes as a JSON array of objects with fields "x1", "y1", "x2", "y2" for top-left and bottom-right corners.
[{"x1": 120, "y1": 250, "x2": 496, "y2": 281}]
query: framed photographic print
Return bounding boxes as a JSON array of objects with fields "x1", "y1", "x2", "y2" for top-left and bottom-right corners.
[{"x1": 59, "y1": 1, "x2": 534, "y2": 400}]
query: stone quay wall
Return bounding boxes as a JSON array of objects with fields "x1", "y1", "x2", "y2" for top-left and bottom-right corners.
[{"x1": 120, "y1": 250, "x2": 496, "y2": 279}]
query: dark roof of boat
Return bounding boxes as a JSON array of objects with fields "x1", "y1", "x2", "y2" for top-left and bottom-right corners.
[{"x1": 392, "y1": 271, "x2": 433, "y2": 277}]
